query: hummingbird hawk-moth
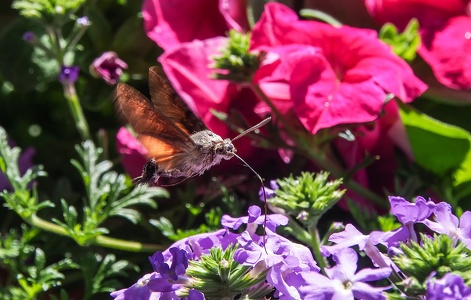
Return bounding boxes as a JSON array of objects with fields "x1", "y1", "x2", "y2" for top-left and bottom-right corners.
[{"x1": 114, "y1": 66, "x2": 271, "y2": 185}]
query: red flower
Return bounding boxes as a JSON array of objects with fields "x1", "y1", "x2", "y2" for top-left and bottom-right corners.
[
  {"x1": 116, "y1": 127, "x2": 148, "y2": 179},
  {"x1": 365, "y1": 0, "x2": 471, "y2": 90},
  {"x1": 251, "y1": 3, "x2": 427, "y2": 134},
  {"x1": 143, "y1": 0, "x2": 249, "y2": 51}
]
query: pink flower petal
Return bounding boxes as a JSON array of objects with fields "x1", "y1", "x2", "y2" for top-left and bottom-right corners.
[
  {"x1": 116, "y1": 127, "x2": 148, "y2": 179},
  {"x1": 143, "y1": 0, "x2": 229, "y2": 51}
]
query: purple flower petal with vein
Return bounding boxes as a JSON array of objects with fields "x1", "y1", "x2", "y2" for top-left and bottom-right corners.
[
  {"x1": 426, "y1": 273, "x2": 471, "y2": 300},
  {"x1": 292, "y1": 248, "x2": 391, "y2": 300},
  {"x1": 422, "y1": 202, "x2": 471, "y2": 248},
  {"x1": 221, "y1": 205, "x2": 288, "y2": 234},
  {"x1": 149, "y1": 247, "x2": 188, "y2": 281},
  {"x1": 389, "y1": 196, "x2": 437, "y2": 242},
  {"x1": 110, "y1": 273, "x2": 164, "y2": 300}
]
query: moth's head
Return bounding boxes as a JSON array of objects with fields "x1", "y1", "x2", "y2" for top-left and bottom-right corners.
[{"x1": 215, "y1": 138, "x2": 236, "y2": 160}]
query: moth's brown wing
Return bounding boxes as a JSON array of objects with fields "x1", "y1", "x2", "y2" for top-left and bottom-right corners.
[
  {"x1": 148, "y1": 66, "x2": 207, "y2": 135},
  {"x1": 114, "y1": 83, "x2": 194, "y2": 167}
]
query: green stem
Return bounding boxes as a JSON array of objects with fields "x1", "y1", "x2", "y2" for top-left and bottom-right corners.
[
  {"x1": 284, "y1": 216, "x2": 327, "y2": 275},
  {"x1": 307, "y1": 225, "x2": 327, "y2": 274},
  {"x1": 248, "y1": 83, "x2": 301, "y2": 140},
  {"x1": 62, "y1": 82, "x2": 91, "y2": 141},
  {"x1": 299, "y1": 9, "x2": 342, "y2": 27},
  {"x1": 29, "y1": 214, "x2": 162, "y2": 253}
]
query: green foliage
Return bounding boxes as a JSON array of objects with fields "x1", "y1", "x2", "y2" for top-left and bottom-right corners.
[
  {"x1": 270, "y1": 172, "x2": 345, "y2": 227},
  {"x1": 379, "y1": 19, "x2": 421, "y2": 62},
  {"x1": 212, "y1": 30, "x2": 265, "y2": 82},
  {"x1": 80, "y1": 253, "x2": 137, "y2": 297},
  {"x1": 150, "y1": 207, "x2": 223, "y2": 241},
  {"x1": 0, "y1": 226, "x2": 77, "y2": 300},
  {"x1": 393, "y1": 234, "x2": 471, "y2": 295},
  {"x1": 52, "y1": 140, "x2": 167, "y2": 246},
  {"x1": 183, "y1": 245, "x2": 273, "y2": 299},
  {"x1": 12, "y1": 0, "x2": 86, "y2": 25},
  {"x1": 0, "y1": 127, "x2": 52, "y2": 219},
  {"x1": 400, "y1": 103, "x2": 471, "y2": 205}
]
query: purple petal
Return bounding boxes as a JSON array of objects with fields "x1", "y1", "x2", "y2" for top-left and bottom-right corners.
[
  {"x1": 352, "y1": 267, "x2": 392, "y2": 282},
  {"x1": 326, "y1": 248, "x2": 358, "y2": 280},
  {"x1": 352, "y1": 281, "x2": 389, "y2": 300},
  {"x1": 188, "y1": 289, "x2": 205, "y2": 300},
  {"x1": 460, "y1": 211, "x2": 471, "y2": 239}
]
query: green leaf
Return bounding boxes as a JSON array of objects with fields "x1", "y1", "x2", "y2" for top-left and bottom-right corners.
[
  {"x1": 400, "y1": 104, "x2": 471, "y2": 198},
  {"x1": 0, "y1": 18, "x2": 55, "y2": 91},
  {"x1": 379, "y1": 19, "x2": 421, "y2": 61}
]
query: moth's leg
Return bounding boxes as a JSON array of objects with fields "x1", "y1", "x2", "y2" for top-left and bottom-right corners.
[{"x1": 133, "y1": 159, "x2": 160, "y2": 185}]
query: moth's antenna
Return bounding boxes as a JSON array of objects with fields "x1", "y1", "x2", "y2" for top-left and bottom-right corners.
[
  {"x1": 233, "y1": 153, "x2": 268, "y2": 250},
  {"x1": 231, "y1": 117, "x2": 272, "y2": 142}
]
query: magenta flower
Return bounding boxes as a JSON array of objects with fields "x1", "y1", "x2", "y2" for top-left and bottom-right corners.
[
  {"x1": 142, "y1": 0, "x2": 249, "y2": 51},
  {"x1": 365, "y1": 0, "x2": 471, "y2": 90},
  {"x1": 116, "y1": 127, "x2": 148, "y2": 179},
  {"x1": 90, "y1": 51, "x2": 127, "y2": 85},
  {"x1": 251, "y1": 2, "x2": 427, "y2": 134},
  {"x1": 159, "y1": 37, "x2": 275, "y2": 166}
]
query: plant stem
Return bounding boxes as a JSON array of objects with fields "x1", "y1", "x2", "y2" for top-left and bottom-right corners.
[
  {"x1": 307, "y1": 225, "x2": 327, "y2": 274},
  {"x1": 29, "y1": 214, "x2": 163, "y2": 253},
  {"x1": 62, "y1": 82, "x2": 91, "y2": 140}
]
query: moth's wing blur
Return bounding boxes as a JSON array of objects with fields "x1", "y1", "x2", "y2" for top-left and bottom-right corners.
[
  {"x1": 148, "y1": 66, "x2": 207, "y2": 135},
  {"x1": 114, "y1": 83, "x2": 194, "y2": 168}
]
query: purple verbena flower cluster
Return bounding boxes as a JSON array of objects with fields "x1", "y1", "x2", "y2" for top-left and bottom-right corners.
[{"x1": 112, "y1": 195, "x2": 471, "y2": 299}]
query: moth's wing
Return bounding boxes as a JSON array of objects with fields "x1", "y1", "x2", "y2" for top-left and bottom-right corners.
[
  {"x1": 148, "y1": 66, "x2": 207, "y2": 135},
  {"x1": 114, "y1": 83, "x2": 194, "y2": 167}
]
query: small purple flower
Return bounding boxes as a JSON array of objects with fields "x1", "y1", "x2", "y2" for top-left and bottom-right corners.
[
  {"x1": 221, "y1": 205, "x2": 288, "y2": 234},
  {"x1": 389, "y1": 196, "x2": 436, "y2": 224},
  {"x1": 258, "y1": 180, "x2": 279, "y2": 200},
  {"x1": 422, "y1": 203, "x2": 471, "y2": 248},
  {"x1": 76, "y1": 16, "x2": 90, "y2": 27},
  {"x1": 389, "y1": 196, "x2": 438, "y2": 243},
  {"x1": 110, "y1": 273, "x2": 162, "y2": 299},
  {"x1": 58, "y1": 65, "x2": 80, "y2": 84},
  {"x1": 149, "y1": 248, "x2": 188, "y2": 281},
  {"x1": 426, "y1": 273, "x2": 471, "y2": 300},
  {"x1": 90, "y1": 51, "x2": 128, "y2": 85},
  {"x1": 293, "y1": 248, "x2": 392, "y2": 300},
  {"x1": 235, "y1": 230, "x2": 319, "y2": 273},
  {"x1": 22, "y1": 31, "x2": 36, "y2": 42}
]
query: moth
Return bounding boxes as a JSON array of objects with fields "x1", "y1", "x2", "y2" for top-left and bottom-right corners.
[{"x1": 114, "y1": 66, "x2": 271, "y2": 185}]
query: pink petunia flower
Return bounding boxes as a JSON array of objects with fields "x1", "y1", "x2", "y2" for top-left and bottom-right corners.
[
  {"x1": 143, "y1": 0, "x2": 249, "y2": 51},
  {"x1": 251, "y1": 2, "x2": 427, "y2": 135},
  {"x1": 116, "y1": 127, "x2": 148, "y2": 179},
  {"x1": 158, "y1": 37, "x2": 274, "y2": 167},
  {"x1": 365, "y1": 0, "x2": 471, "y2": 90}
]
